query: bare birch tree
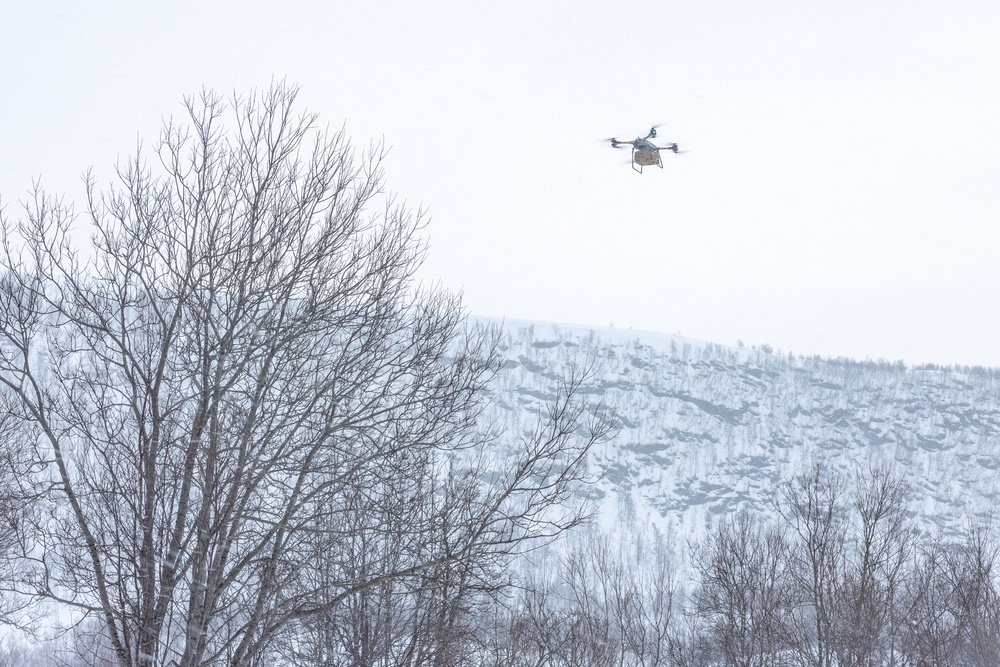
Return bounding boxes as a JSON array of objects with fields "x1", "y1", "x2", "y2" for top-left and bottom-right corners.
[
  {"x1": 0, "y1": 83, "x2": 608, "y2": 667},
  {"x1": 694, "y1": 511, "x2": 794, "y2": 667},
  {"x1": 776, "y1": 466, "x2": 846, "y2": 667},
  {"x1": 476, "y1": 528, "x2": 678, "y2": 667},
  {"x1": 952, "y1": 527, "x2": 1000, "y2": 666},
  {"x1": 830, "y1": 467, "x2": 913, "y2": 667}
]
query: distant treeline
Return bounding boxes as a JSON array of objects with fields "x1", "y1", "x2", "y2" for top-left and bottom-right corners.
[{"x1": 473, "y1": 465, "x2": 1000, "y2": 667}]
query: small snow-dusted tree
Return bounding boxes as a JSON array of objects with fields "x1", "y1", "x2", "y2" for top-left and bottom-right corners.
[{"x1": 0, "y1": 84, "x2": 608, "y2": 667}]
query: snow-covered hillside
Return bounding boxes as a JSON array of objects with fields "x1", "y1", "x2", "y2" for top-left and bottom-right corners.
[{"x1": 482, "y1": 319, "x2": 1000, "y2": 561}]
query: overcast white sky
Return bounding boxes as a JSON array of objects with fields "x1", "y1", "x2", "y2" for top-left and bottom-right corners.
[{"x1": 3, "y1": 1, "x2": 1000, "y2": 366}]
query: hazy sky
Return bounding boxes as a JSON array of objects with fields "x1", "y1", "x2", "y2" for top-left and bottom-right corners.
[{"x1": 3, "y1": 1, "x2": 999, "y2": 366}]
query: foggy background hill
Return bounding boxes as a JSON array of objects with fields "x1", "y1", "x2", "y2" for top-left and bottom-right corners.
[{"x1": 482, "y1": 318, "x2": 1000, "y2": 563}]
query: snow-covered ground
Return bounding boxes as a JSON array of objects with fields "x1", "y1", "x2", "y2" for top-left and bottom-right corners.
[{"x1": 482, "y1": 318, "x2": 1000, "y2": 566}]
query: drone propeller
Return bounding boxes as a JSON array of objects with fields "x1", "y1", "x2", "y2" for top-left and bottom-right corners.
[{"x1": 604, "y1": 137, "x2": 626, "y2": 148}]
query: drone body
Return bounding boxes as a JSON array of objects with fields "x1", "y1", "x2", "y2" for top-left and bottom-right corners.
[{"x1": 609, "y1": 126, "x2": 680, "y2": 173}]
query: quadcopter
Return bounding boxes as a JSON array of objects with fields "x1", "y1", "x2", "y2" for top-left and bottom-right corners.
[{"x1": 607, "y1": 126, "x2": 680, "y2": 173}]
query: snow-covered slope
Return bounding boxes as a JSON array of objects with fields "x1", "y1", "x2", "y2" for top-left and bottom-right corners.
[{"x1": 482, "y1": 318, "x2": 1000, "y2": 560}]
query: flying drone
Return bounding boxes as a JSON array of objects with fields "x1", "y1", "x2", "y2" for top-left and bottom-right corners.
[{"x1": 607, "y1": 126, "x2": 680, "y2": 173}]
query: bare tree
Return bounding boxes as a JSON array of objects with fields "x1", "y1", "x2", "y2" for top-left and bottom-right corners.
[
  {"x1": 900, "y1": 539, "x2": 963, "y2": 667},
  {"x1": 0, "y1": 83, "x2": 609, "y2": 667},
  {"x1": 694, "y1": 511, "x2": 794, "y2": 667},
  {"x1": 0, "y1": 394, "x2": 40, "y2": 628},
  {"x1": 899, "y1": 523, "x2": 1000, "y2": 667},
  {"x1": 775, "y1": 466, "x2": 846, "y2": 667},
  {"x1": 939, "y1": 522, "x2": 1000, "y2": 667},
  {"x1": 478, "y1": 527, "x2": 678, "y2": 667},
  {"x1": 830, "y1": 467, "x2": 914, "y2": 667}
]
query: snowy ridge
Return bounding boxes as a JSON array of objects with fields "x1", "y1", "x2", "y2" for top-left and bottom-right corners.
[{"x1": 481, "y1": 318, "x2": 1000, "y2": 561}]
